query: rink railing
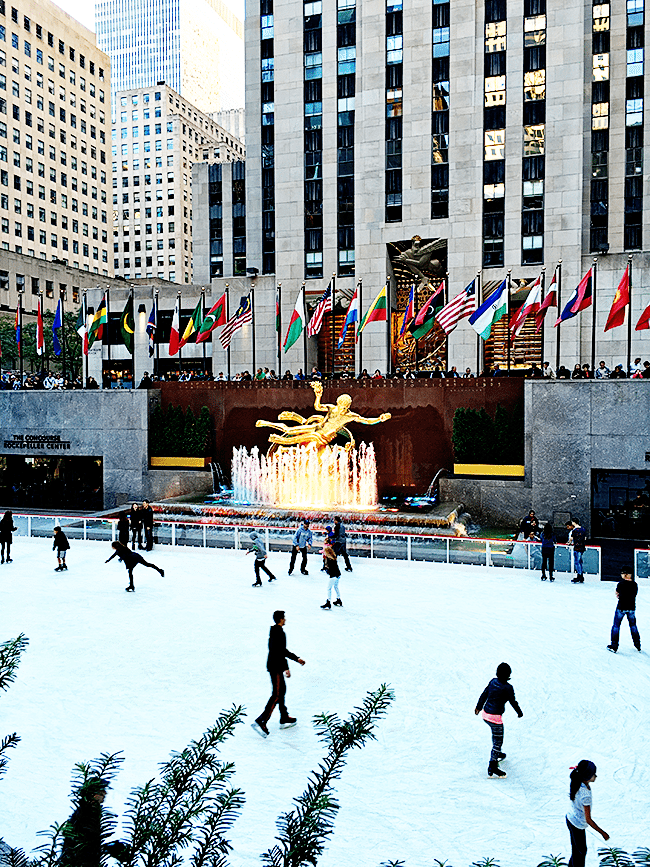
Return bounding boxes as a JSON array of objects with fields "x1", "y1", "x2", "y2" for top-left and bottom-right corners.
[{"x1": 10, "y1": 513, "x2": 603, "y2": 578}]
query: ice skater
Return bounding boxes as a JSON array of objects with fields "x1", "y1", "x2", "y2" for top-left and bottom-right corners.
[
  {"x1": 566, "y1": 760, "x2": 609, "y2": 867},
  {"x1": 0, "y1": 510, "x2": 17, "y2": 563},
  {"x1": 474, "y1": 662, "x2": 523, "y2": 779},
  {"x1": 105, "y1": 540, "x2": 164, "y2": 592},
  {"x1": 252, "y1": 609, "x2": 306, "y2": 737},
  {"x1": 608, "y1": 569, "x2": 641, "y2": 653},
  {"x1": 320, "y1": 542, "x2": 342, "y2": 609},
  {"x1": 333, "y1": 516, "x2": 353, "y2": 571},
  {"x1": 130, "y1": 502, "x2": 143, "y2": 550},
  {"x1": 288, "y1": 519, "x2": 312, "y2": 575},
  {"x1": 141, "y1": 500, "x2": 155, "y2": 551},
  {"x1": 540, "y1": 521, "x2": 555, "y2": 581},
  {"x1": 116, "y1": 510, "x2": 130, "y2": 546},
  {"x1": 567, "y1": 520, "x2": 587, "y2": 583},
  {"x1": 53, "y1": 525, "x2": 70, "y2": 571},
  {"x1": 247, "y1": 531, "x2": 277, "y2": 586}
]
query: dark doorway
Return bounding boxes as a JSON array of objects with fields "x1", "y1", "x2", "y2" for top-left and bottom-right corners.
[
  {"x1": 591, "y1": 469, "x2": 650, "y2": 539},
  {"x1": 0, "y1": 456, "x2": 103, "y2": 511}
]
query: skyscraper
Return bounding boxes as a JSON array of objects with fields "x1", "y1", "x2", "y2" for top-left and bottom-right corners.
[{"x1": 95, "y1": 0, "x2": 244, "y2": 115}]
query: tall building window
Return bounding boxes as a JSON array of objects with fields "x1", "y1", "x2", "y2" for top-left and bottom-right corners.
[
  {"x1": 261, "y1": 0, "x2": 275, "y2": 273},
  {"x1": 521, "y1": 0, "x2": 545, "y2": 264},
  {"x1": 624, "y1": 0, "x2": 644, "y2": 249},
  {"x1": 482, "y1": 0, "x2": 506, "y2": 267},
  {"x1": 232, "y1": 161, "x2": 246, "y2": 275},
  {"x1": 590, "y1": 0, "x2": 610, "y2": 252},
  {"x1": 337, "y1": 0, "x2": 355, "y2": 275},
  {"x1": 304, "y1": 0, "x2": 323, "y2": 277},
  {"x1": 208, "y1": 163, "x2": 222, "y2": 278},
  {"x1": 385, "y1": 0, "x2": 402, "y2": 222},
  {"x1": 431, "y1": 0, "x2": 449, "y2": 219}
]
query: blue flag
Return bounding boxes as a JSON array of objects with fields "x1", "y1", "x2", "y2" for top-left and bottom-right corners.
[{"x1": 52, "y1": 298, "x2": 63, "y2": 356}]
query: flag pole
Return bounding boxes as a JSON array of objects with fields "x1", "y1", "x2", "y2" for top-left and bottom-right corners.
[
  {"x1": 506, "y1": 269, "x2": 512, "y2": 373},
  {"x1": 591, "y1": 257, "x2": 597, "y2": 374},
  {"x1": 386, "y1": 274, "x2": 392, "y2": 376},
  {"x1": 177, "y1": 290, "x2": 182, "y2": 376},
  {"x1": 301, "y1": 282, "x2": 307, "y2": 376},
  {"x1": 105, "y1": 286, "x2": 111, "y2": 374},
  {"x1": 18, "y1": 289, "x2": 23, "y2": 385},
  {"x1": 413, "y1": 283, "x2": 420, "y2": 374},
  {"x1": 475, "y1": 270, "x2": 481, "y2": 375},
  {"x1": 331, "y1": 272, "x2": 336, "y2": 379},
  {"x1": 61, "y1": 287, "x2": 67, "y2": 383},
  {"x1": 443, "y1": 271, "x2": 449, "y2": 372},
  {"x1": 225, "y1": 284, "x2": 231, "y2": 381},
  {"x1": 251, "y1": 279, "x2": 256, "y2": 376},
  {"x1": 540, "y1": 266, "x2": 546, "y2": 366},
  {"x1": 130, "y1": 286, "x2": 135, "y2": 389},
  {"x1": 82, "y1": 289, "x2": 88, "y2": 388},
  {"x1": 154, "y1": 290, "x2": 159, "y2": 379},
  {"x1": 276, "y1": 282, "x2": 282, "y2": 377},
  {"x1": 555, "y1": 259, "x2": 562, "y2": 371},
  {"x1": 358, "y1": 278, "x2": 363, "y2": 375},
  {"x1": 201, "y1": 287, "x2": 207, "y2": 376},
  {"x1": 627, "y1": 255, "x2": 633, "y2": 378}
]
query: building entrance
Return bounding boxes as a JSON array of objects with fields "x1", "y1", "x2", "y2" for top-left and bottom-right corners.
[
  {"x1": 0, "y1": 456, "x2": 103, "y2": 511},
  {"x1": 591, "y1": 469, "x2": 650, "y2": 539}
]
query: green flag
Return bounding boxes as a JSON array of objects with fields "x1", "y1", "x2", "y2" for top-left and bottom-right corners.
[
  {"x1": 120, "y1": 296, "x2": 135, "y2": 354},
  {"x1": 408, "y1": 285, "x2": 445, "y2": 340}
]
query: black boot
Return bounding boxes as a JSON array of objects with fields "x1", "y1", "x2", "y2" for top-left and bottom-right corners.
[
  {"x1": 320, "y1": 600, "x2": 331, "y2": 609},
  {"x1": 333, "y1": 598, "x2": 343, "y2": 606},
  {"x1": 488, "y1": 760, "x2": 506, "y2": 778}
]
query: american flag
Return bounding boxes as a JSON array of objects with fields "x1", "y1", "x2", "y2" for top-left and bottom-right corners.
[
  {"x1": 146, "y1": 297, "x2": 157, "y2": 357},
  {"x1": 219, "y1": 294, "x2": 253, "y2": 350},
  {"x1": 306, "y1": 283, "x2": 332, "y2": 337},
  {"x1": 435, "y1": 279, "x2": 476, "y2": 334}
]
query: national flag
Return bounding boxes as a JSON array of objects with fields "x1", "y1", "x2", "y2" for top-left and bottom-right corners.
[
  {"x1": 220, "y1": 294, "x2": 253, "y2": 350},
  {"x1": 408, "y1": 283, "x2": 445, "y2": 341},
  {"x1": 604, "y1": 266, "x2": 630, "y2": 332},
  {"x1": 75, "y1": 304, "x2": 88, "y2": 356},
  {"x1": 146, "y1": 297, "x2": 157, "y2": 357},
  {"x1": 399, "y1": 284, "x2": 416, "y2": 336},
  {"x1": 120, "y1": 296, "x2": 135, "y2": 354},
  {"x1": 337, "y1": 285, "x2": 359, "y2": 348},
  {"x1": 358, "y1": 285, "x2": 389, "y2": 337},
  {"x1": 275, "y1": 286, "x2": 280, "y2": 332},
  {"x1": 468, "y1": 279, "x2": 508, "y2": 340},
  {"x1": 510, "y1": 275, "x2": 543, "y2": 338},
  {"x1": 435, "y1": 280, "x2": 477, "y2": 335},
  {"x1": 196, "y1": 292, "x2": 227, "y2": 344},
  {"x1": 36, "y1": 297, "x2": 44, "y2": 356},
  {"x1": 307, "y1": 283, "x2": 333, "y2": 338},
  {"x1": 52, "y1": 298, "x2": 63, "y2": 356},
  {"x1": 168, "y1": 296, "x2": 181, "y2": 355},
  {"x1": 14, "y1": 306, "x2": 20, "y2": 356},
  {"x1": 636, "y1": 301, "x2": 650, "y2": 331},
  {"x1": 555, "y1": 268, "x2": 592, "y2": 326},
  {"x1": 179, "y1": 297, "x2": 203, "y2": 349},
  {"x1": 534, "y1": 290, "x2": 557, "y2": 332},
  {"x1": 283, "y1": 290, "x2": 306, "y2": 352},
  {"x1": 87, "y1": 294, "x2": 108, "y2": 348}
]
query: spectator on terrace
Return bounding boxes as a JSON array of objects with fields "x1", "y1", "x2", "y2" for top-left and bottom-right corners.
[
  {"x1": 595, "y1": 361, "x2": 610, "y2": 379},
  {"x1": 571, "y1": 364, "x2": 584, "y2": 380},
  {"x1": 542, "y1": 361, "x2": 555, "y2": 378},
  {"x1": 610, "y1": 364, "x2": 626, "y2": 379}
]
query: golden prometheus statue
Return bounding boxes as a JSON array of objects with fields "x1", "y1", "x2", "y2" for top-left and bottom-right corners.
[{"x1": 256, "y1": 382, "x2": 391, "y2": 455}]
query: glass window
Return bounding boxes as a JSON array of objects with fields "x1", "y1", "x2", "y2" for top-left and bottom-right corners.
[
  {"x1": 485, "y1": 21, "x2": 506, "y2": 52},
  {"x1": 484, "y1": 75, "x2": 506, "y2": 106},
  {"x1": 523, "y1": 124, "x2": 545, "y2": 155},
  {"x1": 593, "y1": 54, "x2": 609, "y2": 81},
  {"x1": 484, "y1": 129, "x2": 505, "y2": 160}
]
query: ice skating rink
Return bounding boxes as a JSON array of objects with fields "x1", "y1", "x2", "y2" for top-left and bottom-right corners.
[{"x1": 1, "y1": 536, "x2": 648, "y2": 865}]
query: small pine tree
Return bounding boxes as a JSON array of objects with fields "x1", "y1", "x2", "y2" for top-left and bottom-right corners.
[
  {"x1": 451, "y1": 408, "x2": 470, "y2": 462},
  {"x1": 633, "y1": 848, "x2": 650, "y2": 865},
  {"x1": 492, "y1": 404, "x2": 511, "y2": 463},
  {"x1": 148, "y1": 404, "x2": 165, "y2": 458},
  {"x1": 0, "y1": 634, "x2": 29, "y2": 782},
  {"x1": 167, "y1": 405, "x2": 186, "y2": 456},
  {"x1": 183, "y1": 407, "x2": 197, "y2": 456},
  {"x1": 598, "y1": 849, "x2": 635, "y2": 867},
  {"x1": 536, "y1": 856, "x2": 569, "y2": 867},
  {"x1": 196, "y1": 406, "x2": 213, "y2": 457},
  {"x1": 472, "y1": 859, "x2": 500, "y2": 867}
]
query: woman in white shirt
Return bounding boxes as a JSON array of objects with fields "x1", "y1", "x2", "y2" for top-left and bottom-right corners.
[{"x1": 566, "y1": 760, "x2": 609, "y2": 867}]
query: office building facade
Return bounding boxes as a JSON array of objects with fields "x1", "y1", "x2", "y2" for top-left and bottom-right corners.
[
  {"x1": 112, "y1": 84, "x2": 245, "y2": 285},
  {"x1": 0, "y1": 0, "x2": 112, "y2": 286},
  {"x1": 95, "y1": 0, "x2": 245, "y2": 115}
]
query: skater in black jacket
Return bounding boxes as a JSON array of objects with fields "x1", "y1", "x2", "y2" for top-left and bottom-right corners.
[
  {"x1": 105, "y1": 541, "x2": 164, "y2": 592},
  {"x1": 474, "y1": 662, "x2": 523, "y2": 779},
  {"x1": 320, "y1": 542, "x2": 342, "y2": 609},
  {"x1": 0, "y1": 510, "x2": 17, "y2": 563},
  {"x1": 53, "y1": 525, "x2": 70, "y2": 571},
  {"x1": 141, "y1": 500, "x2": 155, "y2": 551},
  {"x1": 129, "y1": 503, "x2": 143, "y2": 550},
  {"x1": 333, "y1": 516, "x2": 353, "y2": 571},
  {"x1": 116, "y1": 511, "x2": 130, "y2": 546},
  {"x1": 252, "y1": 610, "x2": 306, "y2": 737}
]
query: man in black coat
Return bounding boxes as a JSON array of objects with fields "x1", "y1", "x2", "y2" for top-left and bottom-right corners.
[
  {"x1": 140, "y1": 500, "x2": 155, "y2": 551},
  {"x1": 252, "y1": 610, "x2": 306, "y2": 737}
]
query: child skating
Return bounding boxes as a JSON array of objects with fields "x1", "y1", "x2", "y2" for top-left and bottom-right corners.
[
  {"x1": 474, "y1": 662, "x2": 523, "y2": 778},
  {"x1": 105, "y1": 540, "x2": 164, "y2": 592},
  {"x1": 320, "y1": 542, "x2": 342, "y2": 609},
  {"x1": 53, "y1": 526, "x2": 70, "y2": 571},
  {"x1": 247, "y1": 531, "x2": 277, "y2": 586}
]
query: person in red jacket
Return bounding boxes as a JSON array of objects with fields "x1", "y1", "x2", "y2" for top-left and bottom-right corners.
[{"x1": 252, "y1": 610, "x2": 306, "y2": 737}]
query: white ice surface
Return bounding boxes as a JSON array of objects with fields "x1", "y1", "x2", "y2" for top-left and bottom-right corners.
[{"x1": 1, "y1": 537, "x2": 649, "y2": 866}]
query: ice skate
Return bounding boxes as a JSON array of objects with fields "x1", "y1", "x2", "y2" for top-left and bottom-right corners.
[
  {"x1": 252, "y1": 581, "x2": 262, "y2": 587},
  {"x1": 55, "y1": 565, "x2": 63, "y2": 572},
  {"x1": 321, "y1": 600, "x2": 331, "y2": 609},
  {"x1": 280, "y1": 716, "x2": 297, "y2": 729},
  {"x1": 301, "y1": 570, "x2": 309, "y2": 575},
  {"x1": 63, "y1": 564, "x2": 68, "y2": 570},
  {"x1": 125, "y1": 586, "x2": 135, "y2": 592},
  {"x1": 268, "y1": 576, "x2": 277, "y2": 582},
  {"x1": 541, "y1": 575, "x2": 547, "y2": 581},
  {"x1": 488, "y1": 761, "x2": 507, "y2": 778},
  {"x1": 607, "y1": 645, "x2": 617, "y2": 653},
  {"x1": 345, "y1": 567, "x2": 353, "y2": 572},
  {"x1": 251, "y1": 719, "x2": 269, "y2": 738},
  {"x1": 6, "y1": 557, "x2": 12, "y2": 563},
  {"x1": 333, "y1": 598, "x2": 343, "y2": 607}
]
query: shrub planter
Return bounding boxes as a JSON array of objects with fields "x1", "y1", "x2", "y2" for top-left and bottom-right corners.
[
  {"x1": 453, "y1": 463, "x2": 525, "y2": 478},
  {"x1": 150, "y1": 456, "x2": 212, "y2": 469}
]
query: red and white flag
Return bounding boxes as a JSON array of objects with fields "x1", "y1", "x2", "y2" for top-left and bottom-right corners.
[
  {"x1": 306, "y1": 283, "x2": 333, "y2": 337},
  {"x1": 220, "y1": 294, "x2": 253, "y2": 350},
  {"x1": 36, "y1": 297, "x2": 45, "y2": 356},
  {"x1": 435, "y1": 280, "x2": 476, "y2": 335},
  {"x1": 168, "y1": 295, "x2": 181, "y2": 356},
  {"x1": 510, "y1": 275, "x2": 542, "y2": 337}
]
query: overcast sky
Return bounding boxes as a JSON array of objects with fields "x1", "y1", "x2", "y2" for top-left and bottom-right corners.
[{"x1": 55, "y1": 0, "x2": 95, "y2": 31}]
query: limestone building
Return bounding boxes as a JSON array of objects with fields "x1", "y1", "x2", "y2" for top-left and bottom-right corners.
[
  {"x1": 211, "y1": 0, "x2": 650, "y2": 376},
  {"x1": 0, "y1": 0, "x2": 112, "y2": 278},
  {"x1": 112, "y1": 84, "x2": 245, "y2": 286},
  {"x1": 95, "y1": 0, "x2": 245, "y2": 115}
]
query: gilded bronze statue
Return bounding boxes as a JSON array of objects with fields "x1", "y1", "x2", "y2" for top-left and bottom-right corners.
[{"x1": 256, "y1": 382, "x2": 391, "y2": 455}]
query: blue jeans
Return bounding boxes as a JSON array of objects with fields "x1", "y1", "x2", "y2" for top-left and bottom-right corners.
[
  {"x1": 610, "y1": 608, "x2": 641, "y2": 650},
  {"x1": 573, "y1": 550, "x2": 584, "y2": 575}
]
